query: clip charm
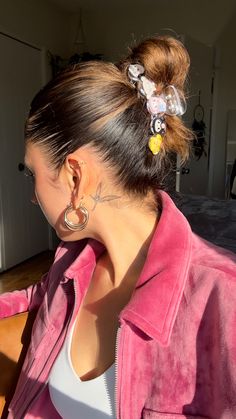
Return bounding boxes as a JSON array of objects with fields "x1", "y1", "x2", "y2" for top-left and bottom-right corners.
[
  {"x1": 139, "y1": 76, "x2": 156, "y2": 99},
  {"x1": 150, "y1": 116, "x2": 166, "y2": 135},
  {"x1": 147, "y1": 96, "x2": 167, "y2": 115},
  {"x1": 147, "y1": 86, "x2": 186, "y2": 117},
  {"x1": 148, "y1": 133, "x2": 163, "y2": 155},
  {"x1": 163, "y1": 85, "x2": 186, "y2": 116},
  {"x1": 128, "y1": 64, "x2": 145, "y2": 82}
]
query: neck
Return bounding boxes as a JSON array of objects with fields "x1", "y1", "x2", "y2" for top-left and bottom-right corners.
[{"x1": 89, "y1": 196, "x2": 159, "y2": 289}]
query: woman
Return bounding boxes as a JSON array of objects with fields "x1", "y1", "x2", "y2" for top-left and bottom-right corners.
[{"x1": 1, "y1": 36, "x2": 236, "y2": 419}]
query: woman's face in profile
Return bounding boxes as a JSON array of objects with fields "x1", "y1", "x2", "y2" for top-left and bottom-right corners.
[{"x1": 24, "y1": 142, "x2": 72, "y2": 238}]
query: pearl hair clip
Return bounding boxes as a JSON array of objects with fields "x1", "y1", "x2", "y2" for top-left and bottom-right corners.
[{"x1": 128, "y1": 64, "x2": 186, "y2": 154}]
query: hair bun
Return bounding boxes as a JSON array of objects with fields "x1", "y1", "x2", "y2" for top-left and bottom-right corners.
[{"x1": 120, "y1": 36, "x2": 190, "y2": 93}]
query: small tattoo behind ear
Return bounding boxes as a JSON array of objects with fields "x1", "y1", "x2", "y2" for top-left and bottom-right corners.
[{"x1": 90, "y1": 183, "x2": 121, "y2": 211}]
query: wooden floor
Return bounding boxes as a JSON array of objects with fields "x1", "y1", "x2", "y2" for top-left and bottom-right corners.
[{"x1": 0, "y1": 251, "x2": 54, "y2": 294}]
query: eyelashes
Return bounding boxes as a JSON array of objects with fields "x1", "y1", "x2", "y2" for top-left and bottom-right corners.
[{"x1": 24, "y1": 167, "x2": 35, "y2": 183}]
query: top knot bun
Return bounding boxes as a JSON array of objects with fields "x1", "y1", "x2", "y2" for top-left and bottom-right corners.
[{"x1": 119, "y1": 36, "x2": 190, "y2": 93}]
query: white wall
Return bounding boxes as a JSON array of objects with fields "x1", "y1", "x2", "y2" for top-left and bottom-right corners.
[
  {"x1": 209, "y1": 10, "x2": 236, "y2": 197},
  {"x1": 180, "y1": 37, "x2": 213, "y2": 196},
  {"x1": 0, "y1": 0, "x2": 71, "y2": 56}
]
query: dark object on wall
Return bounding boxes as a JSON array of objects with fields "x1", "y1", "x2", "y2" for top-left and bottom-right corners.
[
  {"x1": 230, "y1": 159, "x2": 236, "y2": 199},
  {"x1": 49, "y1": 51, "x2": 103, "y2": 78},
  {"x1": 192, "y1": 91, "x2": 207, "y2": 160},
  {"x1": 49, "y1": 9, "x2": 103, "y2": 77}
]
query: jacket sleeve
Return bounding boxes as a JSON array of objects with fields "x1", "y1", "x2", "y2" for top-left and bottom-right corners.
[{"x1": 0, "y1": 272, "x2": 49, "y2": 318}]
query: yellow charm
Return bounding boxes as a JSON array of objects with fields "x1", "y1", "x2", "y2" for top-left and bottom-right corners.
[{"x1": 148, "y1": 134, "x2": 163, "y2": 155}]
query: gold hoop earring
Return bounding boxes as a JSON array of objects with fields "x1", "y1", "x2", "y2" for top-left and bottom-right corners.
[{"x1": 64, "y1": 203, "x2": 89, "y2": 231}]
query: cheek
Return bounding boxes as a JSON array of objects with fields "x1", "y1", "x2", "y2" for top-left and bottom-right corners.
[
  {"x1": 34, "y1": 189, "x2": 54, "y2": 225},
  {"x1": 34, "y1": 184, "x2": 68, "y2": 227}
]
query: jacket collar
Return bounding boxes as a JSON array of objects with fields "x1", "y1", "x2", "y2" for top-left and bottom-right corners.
[
  {"x1": 120, "y1": 191, "x2": 192, "y2": 346},
  {"x1": 63, "y1": 191, "x2": 192, "y2": 346}
]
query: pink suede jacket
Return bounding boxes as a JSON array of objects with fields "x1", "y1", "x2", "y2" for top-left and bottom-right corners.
[{"x1": 1, "y1": 191, "x2": 236, "y2": 419}]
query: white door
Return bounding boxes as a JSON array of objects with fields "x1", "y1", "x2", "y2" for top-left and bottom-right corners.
[
  {"x1": 178, "y1": 36, "x2": 214, "y2": 196},
  {"x1": 0, "y1": 34, "x2": 49, "y2": 270}
]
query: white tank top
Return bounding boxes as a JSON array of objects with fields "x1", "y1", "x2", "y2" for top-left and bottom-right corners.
[{"x1": 49, "y1": 322, "x2": 116, "y2": 419}]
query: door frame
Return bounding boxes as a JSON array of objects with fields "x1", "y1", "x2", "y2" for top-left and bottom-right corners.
[
  {"x1": 207, "y1": 46, "x2": 221, "y2": 197},
  {"x1": 0, "y1": 30, "x2": 51, "y2": 271}
]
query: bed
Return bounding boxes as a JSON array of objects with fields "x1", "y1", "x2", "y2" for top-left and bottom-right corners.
[{"x1": 175, "y1": 193, "x2": 236, "y2": 253}]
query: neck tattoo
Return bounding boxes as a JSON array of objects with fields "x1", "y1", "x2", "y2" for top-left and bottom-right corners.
[{"x1": 90, "y1": 183, "x2": 121, "y2": 211}]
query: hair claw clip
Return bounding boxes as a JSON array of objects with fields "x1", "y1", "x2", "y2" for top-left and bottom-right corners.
[{"x1": 127, "y1": 62, "x2": 187, "y2": 156}]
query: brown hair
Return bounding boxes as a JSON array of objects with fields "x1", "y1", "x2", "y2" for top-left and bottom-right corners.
[{"x1": 25, "y1": 35, "x2": 192, "y2": 196}]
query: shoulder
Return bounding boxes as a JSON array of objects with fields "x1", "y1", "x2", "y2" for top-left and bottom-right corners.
[
  {"x1": 184, "y1": 232, "x2": 236, "y2": 309},
  {"x1": 191, "y1": 233, "x2": 236, "y2": 280},
  {"x1": 47, "y1": 239, "x2": 88, "y2": 285}
]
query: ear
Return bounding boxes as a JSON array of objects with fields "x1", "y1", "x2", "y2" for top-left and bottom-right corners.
[{"x1": 65, "y1": 156, "x2": 88, "y2": 209}]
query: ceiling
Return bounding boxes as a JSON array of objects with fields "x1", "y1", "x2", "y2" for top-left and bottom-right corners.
[
  {"x1": 49, "y1": 0, "x2": 236, "y2": 13},
  {"x1": 48, "y1": 0, "x2": 130, "y2": 12}
]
